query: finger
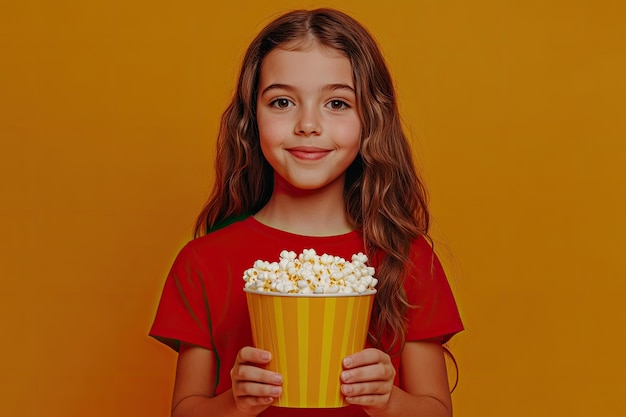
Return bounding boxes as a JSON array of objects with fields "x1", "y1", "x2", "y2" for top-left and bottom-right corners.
[
  {"x1": 234, "y1": 380, "x2": 283, "y2": 398},
  {"x1": 231, "y1": 363, "x2": 283, "y2": 386},
  {"x1": 237, "y1": 346, "x2": 272, "y2": 365},
  {"x1": 344, "y1": 393, "x2": 389, "y2": 407},
  {"x1": 341, "y1": 380, "x2": 392, "y2": 397},
  {"x1": 240, "y1": 395, "x2": 275, "y2": 407},
  {"x1": 340, "y1": 362, "x2": 395, "y2": 383},
  {"x1": 343, "y1": 348, "x2": 391, "y2": 369},
  {"x1": 233, "y1": 395, "x2": 275, "y2": 416}
]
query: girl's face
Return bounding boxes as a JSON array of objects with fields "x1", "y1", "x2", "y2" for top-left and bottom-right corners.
[{"x1": 256, "y1": 42, "x2": 361, "y2": 192}]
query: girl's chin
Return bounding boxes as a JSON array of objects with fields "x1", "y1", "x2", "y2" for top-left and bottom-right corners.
[{"x1": 272, "y1": 175, "x2": 345, "y2": 196}]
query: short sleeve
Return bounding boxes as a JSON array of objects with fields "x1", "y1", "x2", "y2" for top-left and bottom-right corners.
[
  {"x1": 404, "y1": 237, "x2": 463, "y2": 344},
  {"x1": 149, "y1": 243, "x2": 213, "y2": 351}
]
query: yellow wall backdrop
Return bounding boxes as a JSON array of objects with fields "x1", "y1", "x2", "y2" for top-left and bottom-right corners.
[{"x1": 1, "y1": 0, "x2": 625, "y2": 416}]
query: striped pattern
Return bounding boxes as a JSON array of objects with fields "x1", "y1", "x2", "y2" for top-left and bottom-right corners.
[{"x1": 246, "y1": 292, "x2": 374, "y2": 408}]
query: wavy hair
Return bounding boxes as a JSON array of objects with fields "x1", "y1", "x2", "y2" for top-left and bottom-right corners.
[{"x1": 194, "y1": 8, "x2": 430, "y2": 353}]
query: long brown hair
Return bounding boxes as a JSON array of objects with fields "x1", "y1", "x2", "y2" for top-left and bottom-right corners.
[{"x1": 194, "y1": 8, "x2": 430, "y2": 353}]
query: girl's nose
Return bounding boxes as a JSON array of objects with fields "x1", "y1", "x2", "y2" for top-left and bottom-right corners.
[{"x1": 295, "y1": 107, "x2": 321, "y2": 136}]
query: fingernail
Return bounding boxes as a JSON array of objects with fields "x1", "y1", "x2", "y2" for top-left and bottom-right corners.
[
  {"x1": 343, "y1": 357, "x2": 353, "y2": 368},
  {"x1": 342, "y1": 384, "x2": 353, "y2": 395},
  {"x1": 262, "y1": 351, "x2": 270, "y2": 361},
  {"x1": 341, "y1": 371, "x2": 351, "y2": 382},
  {"x1": 270, "y1": 386, "x2": 281, "y2": 395},
  {"x1": 271, "y1": 374, "x2": 283, "y2": 384}
]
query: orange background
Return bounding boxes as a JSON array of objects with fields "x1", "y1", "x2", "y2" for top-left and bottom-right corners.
[{"x1": 1, "y1": 1, "x2": 625, "y2": 416}]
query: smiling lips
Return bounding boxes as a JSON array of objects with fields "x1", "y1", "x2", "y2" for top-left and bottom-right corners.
[{"x1": 287, "y1": 146, "x2": 332, "y2": 161}]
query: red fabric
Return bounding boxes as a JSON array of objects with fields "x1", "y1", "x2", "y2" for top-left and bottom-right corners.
[{"x1": 149, "y1": 216, "x2": 463, "y2": 417}]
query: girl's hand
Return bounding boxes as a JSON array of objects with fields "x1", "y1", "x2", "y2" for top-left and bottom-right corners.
[
  {"x1": 230, "y1": 346, "x2": 283, "y2": 415},
  {"x1": 340, "y1": 348, "x2": 396, "y2": 412}
]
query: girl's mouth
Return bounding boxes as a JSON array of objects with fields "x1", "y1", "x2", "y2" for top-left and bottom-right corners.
[{"x1": 287, "y1": 147, "x2": 331, "y2": 160}]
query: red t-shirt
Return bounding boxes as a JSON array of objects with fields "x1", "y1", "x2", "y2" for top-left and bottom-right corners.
[{"x1": 150, "y1": 216, "x2": 463, "y2": 416}]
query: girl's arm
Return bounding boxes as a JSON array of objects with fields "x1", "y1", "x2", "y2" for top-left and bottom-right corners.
[
  {"x1": 171, "y1": 343, "x2": 283, "y2": 417},
  {"x1": 341, "y1": 340, "x2": 452, "y2": 417}
]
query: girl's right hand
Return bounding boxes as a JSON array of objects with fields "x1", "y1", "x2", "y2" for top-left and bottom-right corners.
[{"x1": 230, "y1": 346, "x2": 283, "y2": 415}]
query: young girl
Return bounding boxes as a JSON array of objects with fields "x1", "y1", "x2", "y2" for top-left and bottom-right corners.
[{"x1": 150, "y1": 8, "x2": 463, "y2": 417}]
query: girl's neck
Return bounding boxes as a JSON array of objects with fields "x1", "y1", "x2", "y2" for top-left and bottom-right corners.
[{"x1": 254, "y1": 173, "x2": 353, "y2": 237}]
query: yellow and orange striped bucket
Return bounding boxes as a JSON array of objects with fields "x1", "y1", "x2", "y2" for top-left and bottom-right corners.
[{"x1": 245, "y1": 289, "x2": 375, "y2": 408}]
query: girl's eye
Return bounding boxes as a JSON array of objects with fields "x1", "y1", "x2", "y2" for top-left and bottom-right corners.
[
  {"x1": 327, "y1": 100, "x2": 349, "y2": 110},
  {"x1": 270, "y1": 98, "x2": 293, "y2": 109}
]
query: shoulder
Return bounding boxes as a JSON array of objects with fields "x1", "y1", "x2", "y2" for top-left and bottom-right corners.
[
  {"x1": 184, "y1": 216, "x2": 253, "y2": 253},
  {"x1": 404, "y1": 234, "x2": 446, "y2": 288},
  {"x1": 403, "y1": 235, "x2": 464, "y2": 342},
  {"x1": 409, "y1": 234, "x2": 435, "y2": 256},
  {"x1": 168, "y1": 216, "x2": 254, "y2": 271},
  {"x1": 407, "y1": 235, "x2": 437, "y2": 269}
]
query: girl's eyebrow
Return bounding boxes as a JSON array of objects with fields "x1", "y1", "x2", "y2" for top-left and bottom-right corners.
[
  {"x1": 323, "y1": 83, "x2": 355, "y2": 93},
  {"x1": 259, "y1": 83, "x2": 355, "y2": 96}
]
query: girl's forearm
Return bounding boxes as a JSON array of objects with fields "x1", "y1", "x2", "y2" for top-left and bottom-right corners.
[
  {"x1": 172, "y1": 389, "x2": 257, "y2": 417},
  {"x1": 171, "y1": 385, "x2": 450, "y2": 417},
  {"x1": 364, "y1": 386, "x2": 452, "y2": 417}
]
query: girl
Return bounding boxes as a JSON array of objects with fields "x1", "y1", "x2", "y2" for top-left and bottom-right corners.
[{"x1": 150, "y1": 8, "x2": 463, "y2": 417}]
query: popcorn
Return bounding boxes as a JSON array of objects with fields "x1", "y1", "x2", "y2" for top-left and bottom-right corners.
[{"x1": 243, "y1": 249, "x2": 377, "y2": 294}]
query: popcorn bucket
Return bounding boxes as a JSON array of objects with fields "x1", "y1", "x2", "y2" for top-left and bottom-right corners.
[{"x1": 245, "y1": 289, "x2": 375, "y2": 408}]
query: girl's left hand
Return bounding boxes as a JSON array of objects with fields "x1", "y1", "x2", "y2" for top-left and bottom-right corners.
[{"x1": 340, "y1": 348, "x2": 396, "y2": 411}]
